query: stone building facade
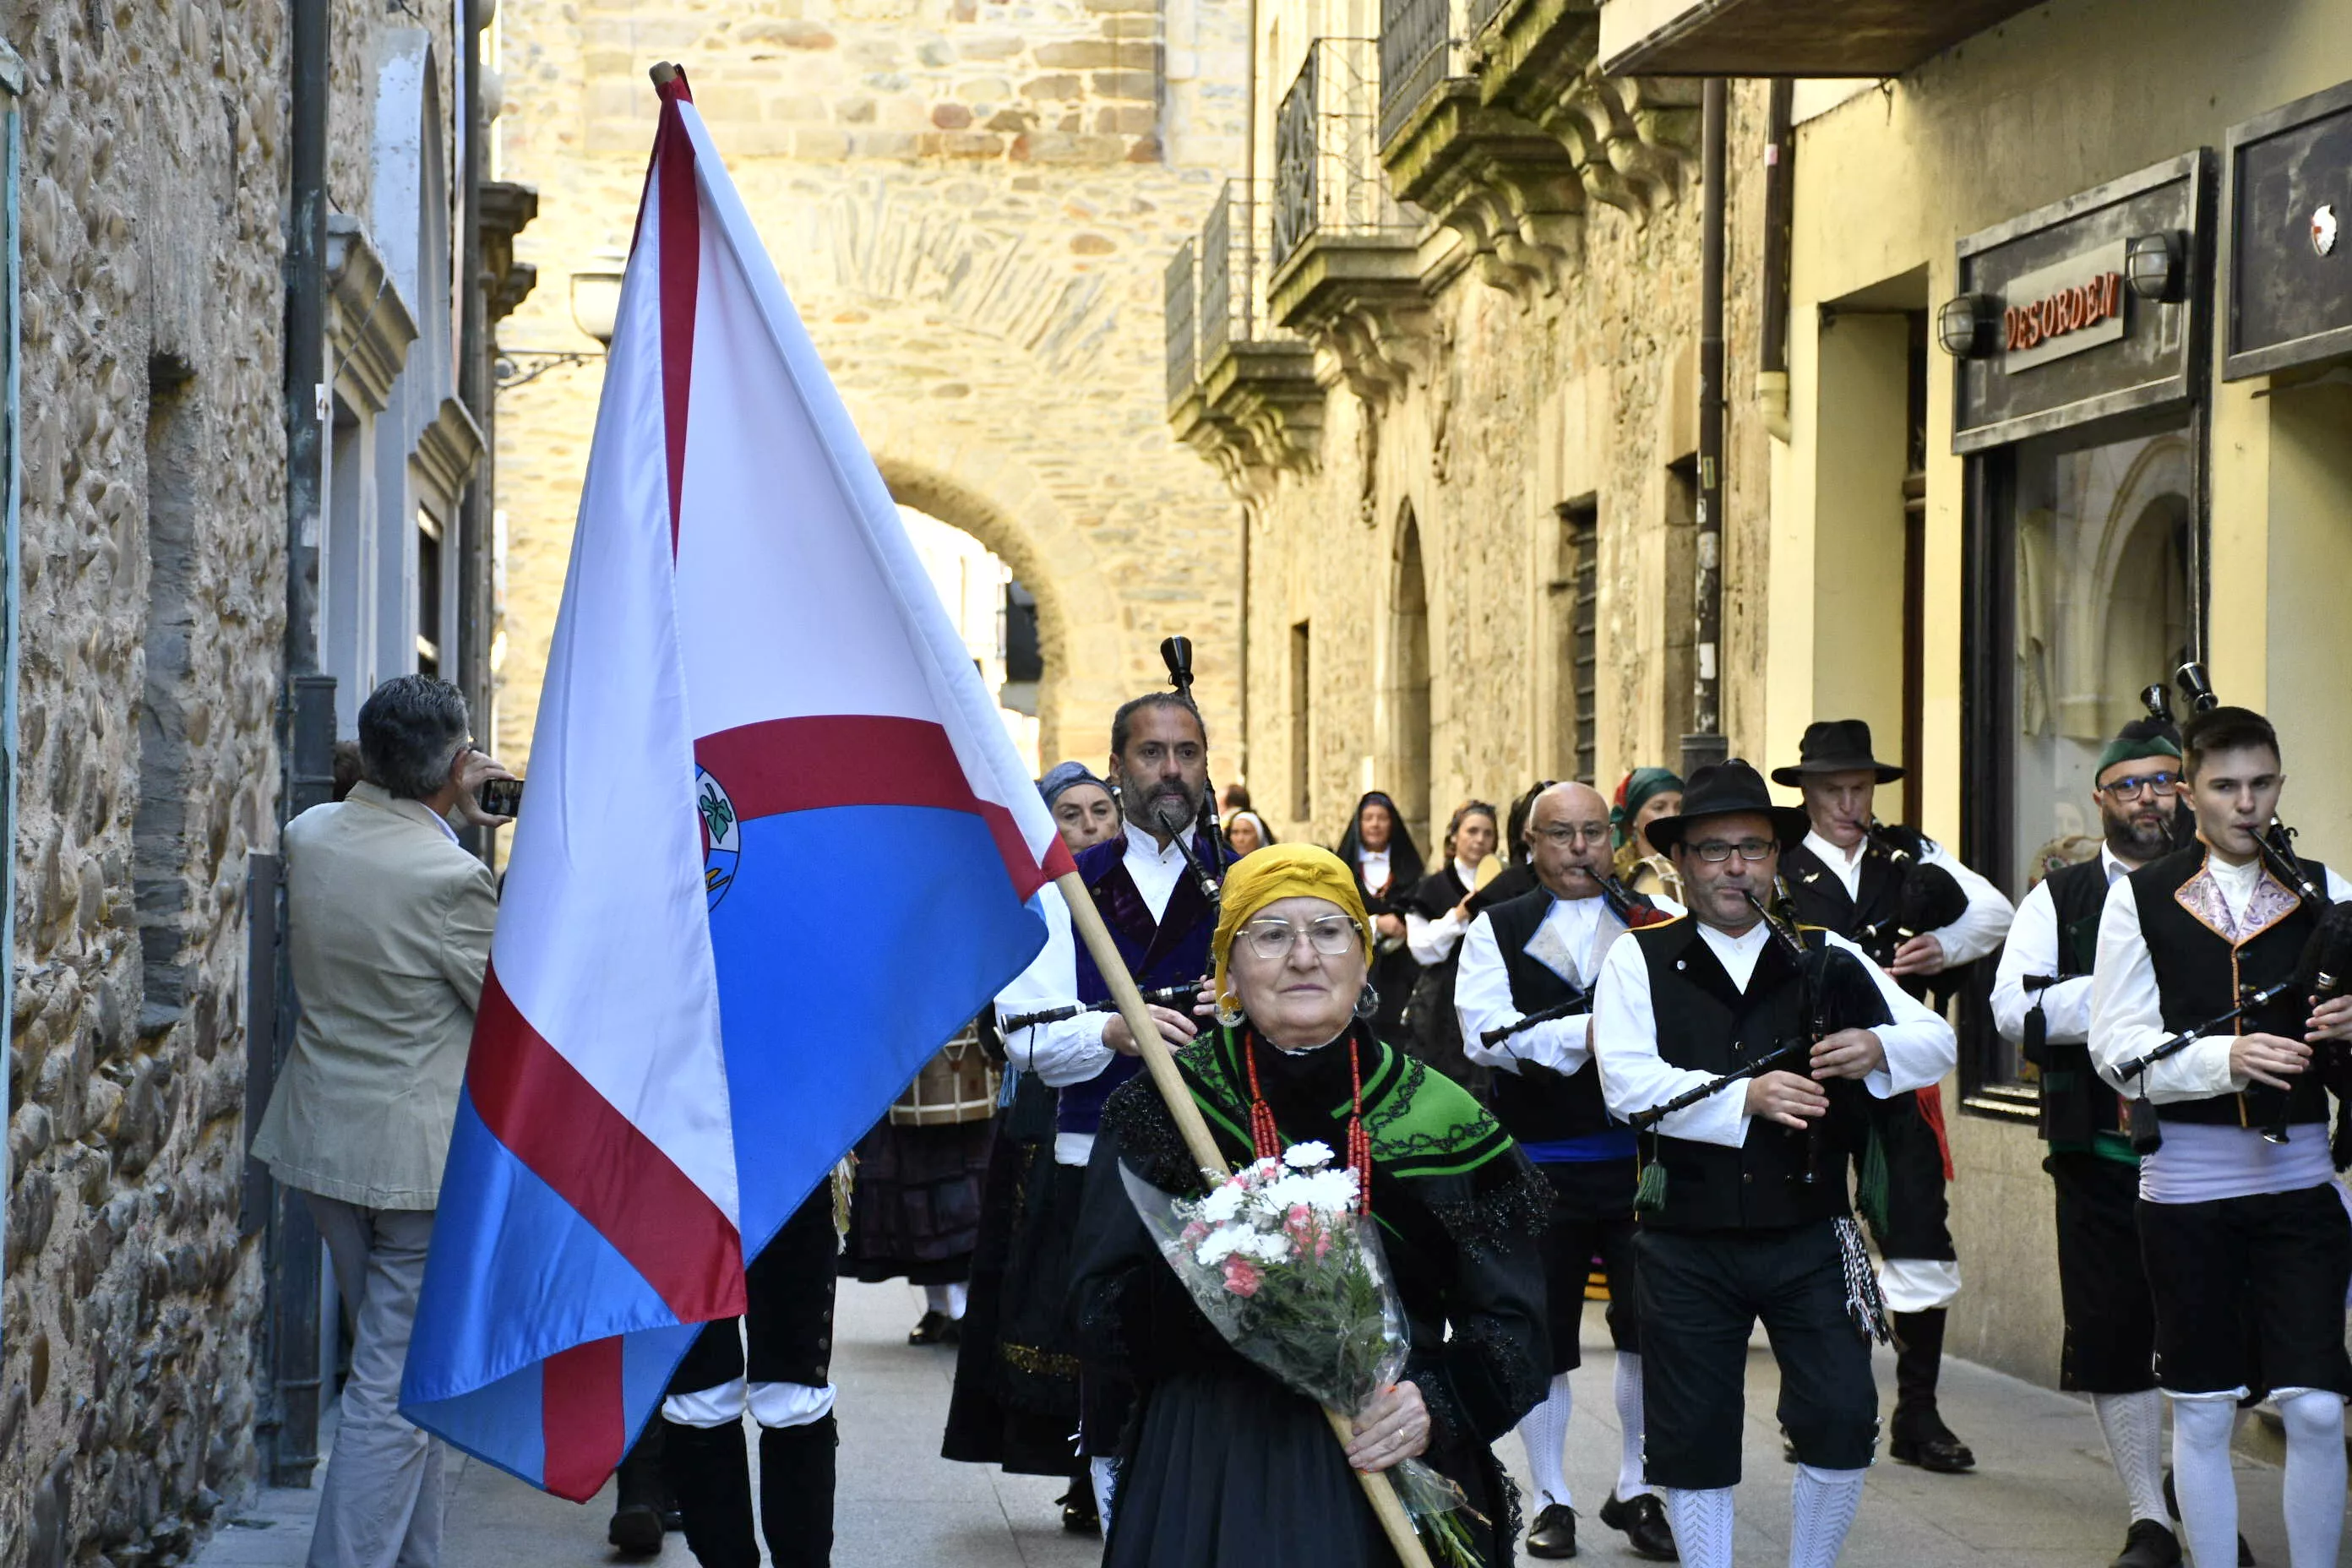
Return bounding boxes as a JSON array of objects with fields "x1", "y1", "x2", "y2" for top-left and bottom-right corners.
[
  {"x1": 1165, "y1": 0, "x2": 1772, "y2": 849},
  {"x1": 489, "y1": 0, "x2": 1250, "y2": 775},
  {"x1": 0, "y1": 3, "x2": 504, "y2": 1564}
]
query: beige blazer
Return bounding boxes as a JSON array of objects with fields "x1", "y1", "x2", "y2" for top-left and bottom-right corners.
[{"x1": 251, "y1": 781, "x2": 498, "y2": 1209}]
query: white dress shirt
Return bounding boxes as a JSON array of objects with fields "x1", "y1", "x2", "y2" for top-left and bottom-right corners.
[
  {"x1": 1591, "y1": 920, "x2": 1956, "y2": 1151},
  {"x1": 1358, "y1": 847, "x2": 1394, "y2": 898},
  {"x1": 1799, "y1": 828, "x2": 2016, "y2": 966},
  {"x1": 2089, "y1": 854, "x2": 2352, "y2": 1202},
  {"x1": 1455, "y1": 891, "x2": 1685, "y2": 1077},
  {"x1": 1405, "y1": 860, "x2": 1482, "y2": 964},
  {"x1": 1990, "y1": 845, "x2": 2134, "y2": 1047},
  {"x1": 994, "y1": 819, "x2": 1193, "y2": 1165}
]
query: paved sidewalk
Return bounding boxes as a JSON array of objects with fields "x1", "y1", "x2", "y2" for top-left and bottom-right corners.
[{"x1": 193, "y1": 1279, "x2": 2306, "y2": 1567}]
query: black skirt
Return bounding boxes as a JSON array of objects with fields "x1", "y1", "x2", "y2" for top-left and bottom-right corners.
[
  {"x1": 838, "y1": 1113, "x2": 994, "y2": 1285},
  {"x1": 1104, "y1": 1361, "x2": 1515, "y2": 1568},
  {"x1": 942, "y1": 1075, "x2": 1083, "y2": 1475}
]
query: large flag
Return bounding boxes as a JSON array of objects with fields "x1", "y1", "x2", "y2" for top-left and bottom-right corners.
[{"x1": 400, "y1": 68, "x2": 1074, "y2": 1500}]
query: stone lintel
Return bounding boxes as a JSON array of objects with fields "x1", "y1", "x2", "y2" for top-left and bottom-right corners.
[
  {"x1": 326, "y1": 215, "x2": 420, "y2": 414},
  {"x1": 1268, "y1": 233, "x2": 1437, "y2": 405},
  {"x1": 415, "y1": 396, "x2": 486, "y2": 502}
]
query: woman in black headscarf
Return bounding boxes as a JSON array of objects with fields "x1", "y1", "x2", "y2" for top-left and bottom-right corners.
[
  {"x1": 1335, "y1": 792, "x2": 1424, "y2": 1043},
  {"x1": 1399, "y1": 801, "x2": 1500, "y2": 1090}
]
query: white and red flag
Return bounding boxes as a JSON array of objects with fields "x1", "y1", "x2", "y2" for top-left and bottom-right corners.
[{"x1": 400, "y1": 68, "x2": 1072, "y2": 1500}]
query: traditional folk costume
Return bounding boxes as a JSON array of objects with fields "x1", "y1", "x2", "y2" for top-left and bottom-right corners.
[
  {"x1": 1338, "y1": 791, "x2": 1426, "y2": 1044},
  {"x1": 1400, "y1": 854, "x2": 1494, "y2": 1091},
  {"x1": 658, "y1": 1184, "x2": 843, "y2": 1568},
  {"x1": 994, "y1": 816, "x2": 1222, "y2": 1522},
  {"x1": 1612, "y1": 768, "x2": 1687, "y2": 908},
  {"x1": 1772, "y1": 720, "x2": 2012, "y2": 1472},
  {"x1": 1989, "y1": 729, "x2": 2184, "y2": 1568},
  {"x1": 1455, "y1": 881, "x2": 1684, "y2": 1559},
  {"x1": 1590, "y1": 760, "x2": 1957, "y2": 1568},
  {"x1": 2091, "y1": 839, "x2": 2352, "y2": 1568}
]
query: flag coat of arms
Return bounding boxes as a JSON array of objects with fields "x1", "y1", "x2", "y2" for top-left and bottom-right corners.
[{"x1": 399, "y1": 69, "x2": 1074, "y2": 1500}]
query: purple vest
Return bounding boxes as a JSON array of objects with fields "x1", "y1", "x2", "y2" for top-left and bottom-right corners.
[{"x1": 1057, "y1": 829, "x2": 1219, "y2": 1136}]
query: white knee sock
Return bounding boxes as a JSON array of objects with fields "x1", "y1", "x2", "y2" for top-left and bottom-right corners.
[
  {"x1": 2168, "y1": 1395, "x2": 2240, "y2": 1568},
  {"x1": 1517, "y1": 1372, "x2": 1574, "y2": 1510},
  {"x1": 1614, "y1": 1353, "x2": 1651, "y2": 1500},
  {"x1": 1091, "y1": 1455, "x2": 1119, "y2": 1534},
  {"x1": 1788, "y1": 1465, "x2": 1867, "y2": 1568},
  {"x1": 945, "y1": 1282, "x2": 968, "y2": 1319},
  {"x1": 1661, "y1": 1487, "x2": 1734, "y2": 1568},
  {"x1": 2274, "y1": 1388, "x2": 2347, "y2": 1568},
  {"x1": 2092, "y1": 1390, "x2": 2167, "y2": 1527},
  {"x1": 923, "y1": 1283, "x2": 967, "y2": 1318}
]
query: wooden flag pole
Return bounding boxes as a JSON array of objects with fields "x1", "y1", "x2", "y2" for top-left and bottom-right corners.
[{"x1": 1054, "y1": 872, "x2": 1436, "y2": 1568}]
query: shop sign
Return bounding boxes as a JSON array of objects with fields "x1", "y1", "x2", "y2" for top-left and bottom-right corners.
[{"x1": 2001, "y1": 242, "x2": 2128, "y2": 372}]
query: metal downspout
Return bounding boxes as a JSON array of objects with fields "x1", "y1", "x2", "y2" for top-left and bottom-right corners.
[{"x1": 1684, "y1": 78, "x2": 1729, "y2": 777}]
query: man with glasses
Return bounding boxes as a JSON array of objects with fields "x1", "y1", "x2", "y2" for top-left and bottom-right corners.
[
  {"x1": 1456, "y1": 782, "x2": 1682, "y2": 1560},
  {"x1": 993, "y1": 692, "x2": 1224, "y2": 1531},
  {"x1": 1990, "y1": 718, "x2": 2183, "y2": 1568},
  {"x1": 1590, "y1": 760, "x2": 1955, "y2": 1568},
  {"x1": 1772, "y1": 719, "x2": 2012, "y2": 1474},
  {"x1": 2092, "y1": 706, "x2": 2352, "y2": 1568}
]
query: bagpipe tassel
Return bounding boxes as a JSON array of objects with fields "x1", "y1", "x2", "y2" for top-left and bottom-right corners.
[
  {"x1": 1633, "y1": 1157, "x2": 1669, "y2": 1217},
  {"x1": 1834, "y1": 1217, "x2": 1894, "y2": 1344}
]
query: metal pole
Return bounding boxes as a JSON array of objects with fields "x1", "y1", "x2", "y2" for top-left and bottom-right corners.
[{"x1": 1683, "y1": 78, "x2": 1729, "y2": 779}]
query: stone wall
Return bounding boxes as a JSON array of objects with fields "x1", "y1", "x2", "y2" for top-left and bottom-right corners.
[
  {"x1": 0, "y1": 3, "x2": 464, "y2": 1564},
  {"x1": 1228, "y1": 84, "x2": 1774, "y2": 849},
  {"x1": 491, "y1": 0, "x2": 1250, "y2": 775}
]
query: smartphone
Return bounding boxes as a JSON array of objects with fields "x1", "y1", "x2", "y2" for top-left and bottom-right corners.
[{"x1": 477, "y1": 776, "x2": 524, "y2": 819}]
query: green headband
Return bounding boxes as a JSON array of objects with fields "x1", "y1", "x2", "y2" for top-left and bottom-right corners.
[{"x1": 2096, "y1": 733, "x2": 2181, "y2": 776}]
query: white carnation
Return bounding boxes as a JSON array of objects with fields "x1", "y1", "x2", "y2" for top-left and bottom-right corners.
[
  {"x1": 1235, "y1": 1229, "x2": 1293, "y2": 1263},
  {"x1": 1283, "y1": 1141, "x2": 1335, "y2": 1170},
  {"x1": 1194, "y1": 1227, "x2": 1244, "y2": 1266},
  {"x1": 1199, "y1": 1183, "x2": 1247, "y2": 1224}
]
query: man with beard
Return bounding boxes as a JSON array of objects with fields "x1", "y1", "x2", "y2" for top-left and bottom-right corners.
[
  {"x1": 1456, "y1": 782, "x2": 1681, "y2": 1560},
  {"x1": 1772, "y1": 720, "x2": 2012, "y2": 1473},
  {"x1": 993, "y1": 694, "x2": 1222, "y2": 1530},
  {"x1": 1990, "y1": 719, "x2": 2182, "y2": 1568}
]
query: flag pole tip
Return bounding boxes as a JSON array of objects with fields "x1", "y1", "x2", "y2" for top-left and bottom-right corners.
[{"x1": 650, "y1": 61, "x2": 681, "y2": 87}]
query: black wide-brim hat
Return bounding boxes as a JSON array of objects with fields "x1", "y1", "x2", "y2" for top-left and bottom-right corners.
[
  {"x1": 1643, "y1": 759, "x2": 1812, "y2": 853},
  {"x1": 1769, "y1": 718, "x2": 1904, "y2": 787}
]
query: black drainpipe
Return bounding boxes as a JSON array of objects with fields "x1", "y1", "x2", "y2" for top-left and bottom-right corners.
[
  {"x1": 1757, "y1": 78, "x2": 1793, "y2": 442},
  {"x1": 264, "y1": 0, "x2": 332, "y2": 1489},
  {"x1": 1683, "y1": 78, "x2": 1729, "y2": 779}
]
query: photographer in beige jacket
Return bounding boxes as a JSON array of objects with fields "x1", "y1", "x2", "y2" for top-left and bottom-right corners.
[{"x1": 252, "y1": 674, "x2": 513, "y2": 1568}]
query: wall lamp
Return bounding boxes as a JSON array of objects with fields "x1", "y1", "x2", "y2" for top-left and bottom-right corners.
[
  {"x1": 495, "y1": 248, "x2": 628, "y2": 390},
  {"x1": 2125, "y1": 231, "x2": 2187, "y2": 303},
  {"x1": 1935, "y1": 292, "x2": 2001, "y2": 359}
]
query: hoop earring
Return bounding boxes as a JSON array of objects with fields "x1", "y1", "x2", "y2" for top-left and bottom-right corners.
[
  {"x1": 1214, "y1": 992, "x2": 1244, "y2": 1028},
  {"x1": 1353, "y1": 982, "x2": 1379, "y2": 1021}
]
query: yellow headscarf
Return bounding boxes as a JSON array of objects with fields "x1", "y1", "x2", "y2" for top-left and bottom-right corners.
[{"x1": 1211, "y1": 843, "x2": 1374, "y2": 1002}]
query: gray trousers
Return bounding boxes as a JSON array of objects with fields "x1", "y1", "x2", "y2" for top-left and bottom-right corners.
[{"x1": 305, "y1": 1195, "x2": 447, "y2": 1568}]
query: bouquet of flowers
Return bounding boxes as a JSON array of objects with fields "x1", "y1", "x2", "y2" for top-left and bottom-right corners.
[{"x1": 1121, "y1": 1141, "x2": 1486, "y2": 1567}]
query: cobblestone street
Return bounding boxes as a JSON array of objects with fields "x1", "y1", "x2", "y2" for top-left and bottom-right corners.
[{"x1": 189, "y1": 1279, "x2": 2306, "y2": 1568}]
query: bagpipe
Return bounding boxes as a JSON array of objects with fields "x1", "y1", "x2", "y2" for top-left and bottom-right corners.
[
  {"x1": 1000, "y1": 983, "x2": 1204, "y2": 1034},
  {"x1": 1475, "y1": 874, "x2": 1670, "y2": 1050},
  {"x1": 1157, "y1": 636, "x2": 1230, "y2": 917},
  {"x1": 1848, "y1": 838, "x2": 1971, "y2": 972},
  {"x1": 2138, "y1": 663, "x2": 2352, "y2": 1153}
]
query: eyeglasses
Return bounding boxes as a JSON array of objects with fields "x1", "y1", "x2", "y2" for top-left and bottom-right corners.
[
  {"x1": 2098, "y1": 771, "x2": 2180, "y2": 801},
  {"x1": 1533, "y1": 824, "x2": 1611, "y2": 847},
  {"x1": 1237, "y1": 916, "x2": 1362, "y2": 961},
  {"x1": 1688, "y1": 838, "x2": 1776, "y2": 863}
]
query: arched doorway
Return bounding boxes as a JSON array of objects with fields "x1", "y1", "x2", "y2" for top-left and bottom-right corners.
[
  {"x1": 1387, "y1": 507, "x2": 1433, "y2": 844},
  {"x1": 896, "y1": 505, "x2": 1043, "y2": 777}
]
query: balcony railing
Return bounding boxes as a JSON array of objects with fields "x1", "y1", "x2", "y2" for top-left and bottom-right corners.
[
  {"x1": 1378, "y1": 0, "x2": 1467, "y2": 148},
  {"x1": 1164, "y1": 238, "x2": 1197, "y2": 411},
  {"x1": 1276, "y1": 40, "x2": 1418, "y2": 275},
  {"x1": 1199, "y1": 178, "x2": 1272, "y2": 366}
]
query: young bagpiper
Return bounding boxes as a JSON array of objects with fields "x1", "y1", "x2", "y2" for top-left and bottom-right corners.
[
  {"x1": 2090, "y1": 705, "x2": 2351, "y2": 1568},
  {"x1": 1590, "y1": 760, "x2": 1957, "y2": 1568},
  {"x1": 1990, "y1": 718, "x2": 2182, "y2": 1568}
]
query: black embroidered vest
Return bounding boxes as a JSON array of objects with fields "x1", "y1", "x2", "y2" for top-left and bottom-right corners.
[
  {"x1": 2127, "y1": 846, "x2": 2330, "y2": 1130},
  {"x1": 1481, "y1": 889, "x2": 1614, "y2": 1143},
  {"x1": 2034, "y1": 857, "x2": 2128, "y2": 1148},
  {"x1": 1631, "y1": 922, "x2": 1875, "y2": 1232}
]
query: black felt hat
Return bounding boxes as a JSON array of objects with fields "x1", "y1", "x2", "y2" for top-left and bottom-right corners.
[
  {"x1": 1769, "y1": 719, "x2": 1904, "y2": 787},
  {"x1": 1642, "y1": 760, "x2": 1812, "y2": 853}
]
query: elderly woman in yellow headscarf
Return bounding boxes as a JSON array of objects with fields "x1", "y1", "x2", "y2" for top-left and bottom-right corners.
[{"x1": 1070, "y1": 846, "x2": 1550, "y2": 1568}]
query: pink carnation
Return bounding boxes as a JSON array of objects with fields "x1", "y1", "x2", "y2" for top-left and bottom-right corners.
[
  {"x1": 1181, "y1": 1220, "x2": 1210, "y2": 1247},
  {"x1": 1222, "y1": 1256, "x2": 1263, "y2": 1297}
]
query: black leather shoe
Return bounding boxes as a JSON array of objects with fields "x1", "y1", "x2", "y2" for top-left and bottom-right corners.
[
  {"x1": 607, "y1": 1502, "x2": 665, "y2": 1557},
  {"x1": 1889, "y1": 1407, "x2": 1975, "y2": 1473},
  {"x1": 908, "y1": 1309, "x2": 960, "y2": 1346},
  {"x1": 1059, "y1": 1484, "x2": 1100, "y2": 1534},
  {"x1": 1599, "y1": 1492, "x2": 1678, "y2": 1560},
  {"x1": 1526, "y1": 1501, "x2": 1578, "y2": 1559},
  {"x1": 2111, "y1": 1519, "x2": 2182, "y2": 1568}
]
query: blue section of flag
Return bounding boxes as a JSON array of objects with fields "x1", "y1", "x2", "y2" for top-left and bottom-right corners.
[{"x1": 706, "y1": 803, "x2": 1046, "y2": 1255}]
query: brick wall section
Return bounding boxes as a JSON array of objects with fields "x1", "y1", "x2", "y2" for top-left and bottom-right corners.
[{"x1": 493, "y1": 0, "x2": 1249, "y2": 770}]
